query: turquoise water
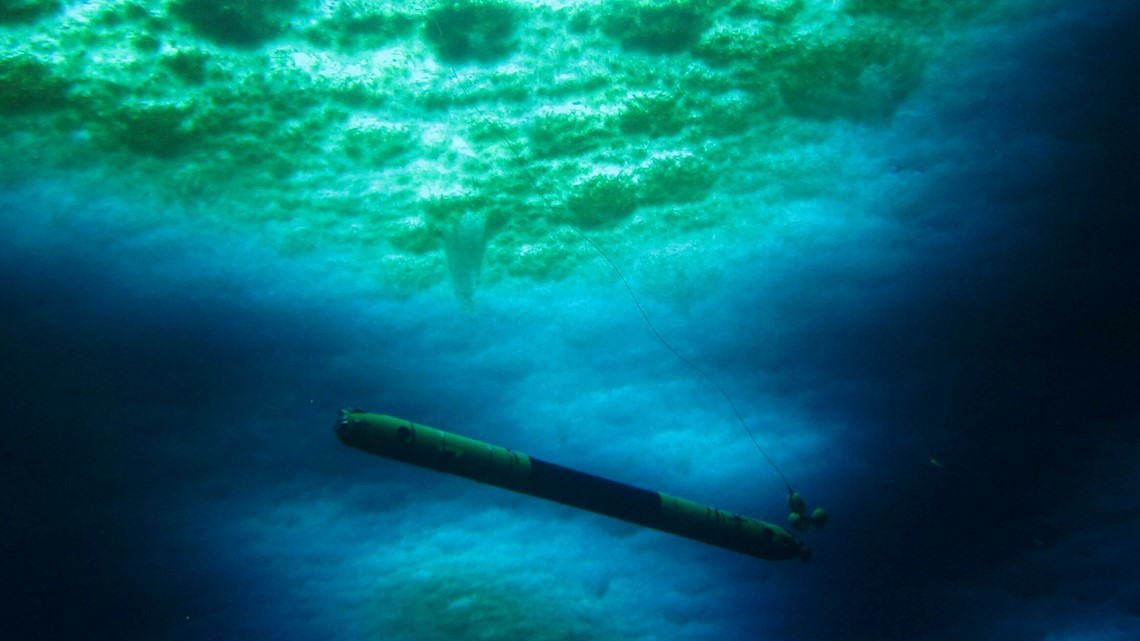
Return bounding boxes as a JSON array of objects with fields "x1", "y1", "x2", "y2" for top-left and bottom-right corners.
[{"x1": 2, "y1": 1, "x2": 1139, "y2": 640}]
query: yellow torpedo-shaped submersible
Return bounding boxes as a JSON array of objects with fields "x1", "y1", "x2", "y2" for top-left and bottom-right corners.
[{"x1": 334, "y1": 410, "x2": 812, "y2": 562}]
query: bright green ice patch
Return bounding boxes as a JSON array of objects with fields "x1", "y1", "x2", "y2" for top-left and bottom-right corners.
[{"x1": 0, "y1": 0, "x2": 1006, "y2": 303}]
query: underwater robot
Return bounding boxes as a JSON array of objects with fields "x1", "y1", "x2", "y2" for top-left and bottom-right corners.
[{"x1": 334, "y1": 409, "x2": 819, "y2": 562}]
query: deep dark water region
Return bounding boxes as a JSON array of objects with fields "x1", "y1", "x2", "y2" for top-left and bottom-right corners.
[{"x1": 2, "y1": 1, "x2": 1139, "y2": 640}]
